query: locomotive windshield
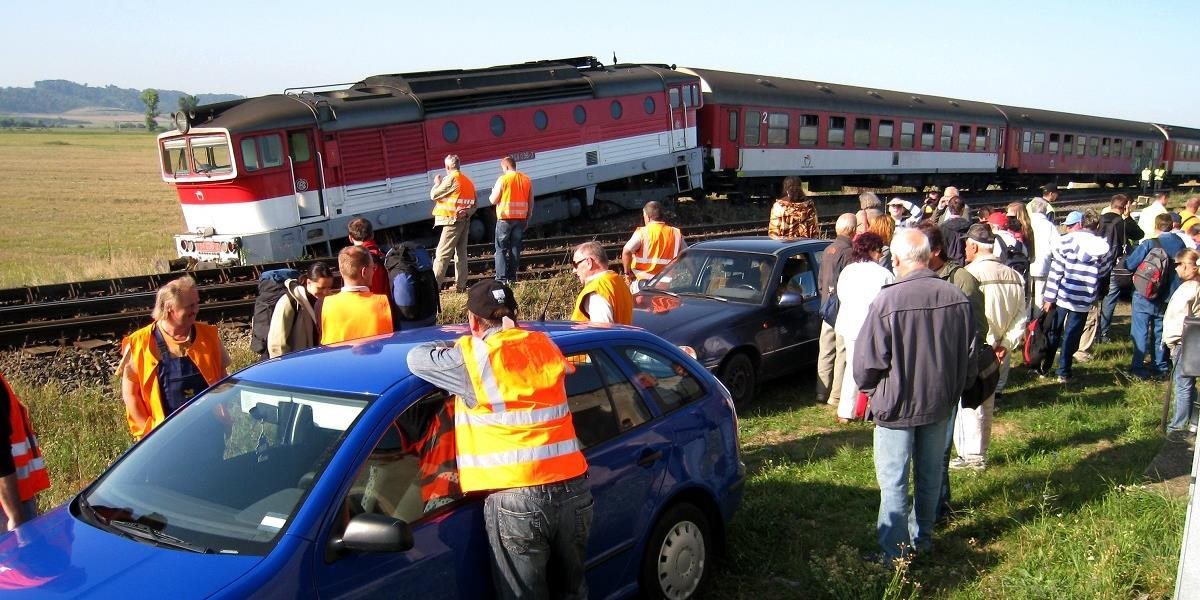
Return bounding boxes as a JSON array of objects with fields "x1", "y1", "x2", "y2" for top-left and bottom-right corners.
[{"x1": 160, "y1": 134, "x2": 233, "y2": 178}]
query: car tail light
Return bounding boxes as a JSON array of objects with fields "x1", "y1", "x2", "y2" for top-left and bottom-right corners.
[{"x1": 678, "y1": 345, "x2": 697, "y2": 359}]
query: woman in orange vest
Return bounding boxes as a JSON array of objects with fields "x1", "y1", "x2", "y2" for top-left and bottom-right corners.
[
  {"x1": 572, "y1": 241, "x2": 634, "y2": 324},
  {"x1": 118, "y1": 276, "x2": 230, "y2": 440},
  {"x1": 489, "y1": 155, "x2": 532, "y2": 285},
  {"x1": 406, "y1": 280, "x2": 592, "y2": 599},
  {"x1": 0, "y1": 372, "x2": 50, "y2": 531}
]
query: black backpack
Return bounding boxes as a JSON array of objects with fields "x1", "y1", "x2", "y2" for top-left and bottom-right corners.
[
  {"x1": 941, "y1": 218, "x2": 971, "y2": 267},
  {"x1": 250, "y1": 268, "x2": 300, "y2": 358},
  {"x1": 996, "y1": 238, "x2": 1031, "y2": 280},
  {"x1": 384, "y1": 242, "x2": 440, "y2": 327}
]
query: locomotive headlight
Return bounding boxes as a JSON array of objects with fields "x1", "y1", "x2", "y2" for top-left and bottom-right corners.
[{"x1": 173, "y1": 112, "x2": 190, "y2": 134}]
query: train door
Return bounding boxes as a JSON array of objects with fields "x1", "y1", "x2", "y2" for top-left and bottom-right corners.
[
  {"x1": 667, "y1": 87, "x2": 688, "y2": 150},
  {"x1": 288, "y1": 129, "x2": 324, "y2": 220}
]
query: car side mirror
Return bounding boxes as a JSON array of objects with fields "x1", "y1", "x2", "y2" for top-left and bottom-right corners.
[
  {"x1": 330, "y1": 513, "x2": 414, "y2": 554},
  {"x1": 777, "y1": 291, "x2": 805, "y2": 307}
]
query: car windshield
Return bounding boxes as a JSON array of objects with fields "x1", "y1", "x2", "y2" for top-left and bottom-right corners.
[
  {"x1": 80, "y1": 379, "x2": 370, "y2": 555},
  {"x1": 646, "y1": 249, "x2": 776, "y2": 304}
]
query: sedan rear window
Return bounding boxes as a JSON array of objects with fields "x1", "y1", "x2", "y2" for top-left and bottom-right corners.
[
  {"x1": 565, "y1": 350, "x2": 651, "y2": 448},
  {"x1": 619, "y1": 347, "x2": 705, "y2": 413},
  {"x1": 648, "y1": 250, "x2": 776, "y2": 304}
]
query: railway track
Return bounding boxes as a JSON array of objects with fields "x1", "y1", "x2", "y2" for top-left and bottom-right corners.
[{"x1": 0, "y1": 191, "x2": 1117, "y2": 349}]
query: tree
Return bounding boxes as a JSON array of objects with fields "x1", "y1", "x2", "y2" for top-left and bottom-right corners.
[
  {"x1": 141, "y1": 88, "x2": 160, "y2": 132},
  {"x1": 178, "y1": 94, "x2": 198, "y2": 114}
]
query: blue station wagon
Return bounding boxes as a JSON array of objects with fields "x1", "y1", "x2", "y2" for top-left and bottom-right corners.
[
  {"x1": 0, "y1": 324, "x2": 744, "y2": 599},
  {"x1": 632, "y1": 237, "x2": 832, "y2": 404}
]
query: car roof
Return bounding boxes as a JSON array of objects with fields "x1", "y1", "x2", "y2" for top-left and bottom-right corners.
[
  {"x1": 688, "y1": 236, "x2": 830, "y2": 256},
  {"x1": 233, "y1": 322, "x2": 654, "y2": 397}
]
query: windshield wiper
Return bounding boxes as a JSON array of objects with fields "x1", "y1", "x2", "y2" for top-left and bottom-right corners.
[
  {"x1": 107, "y1": 519, "x2": 215, "y2": 554},
  {"x1": 678, "y1": 292, "x2": 728, "y2": 302}
]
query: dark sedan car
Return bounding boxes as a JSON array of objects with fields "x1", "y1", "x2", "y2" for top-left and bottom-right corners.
[{"x1": 632, "y1": 237, "x2": 831, "y2": 404}]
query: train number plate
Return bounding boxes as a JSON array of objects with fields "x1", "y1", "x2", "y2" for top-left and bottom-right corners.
[{"x1": 194, "y1": 241, "x2": 223, "y2": 254}]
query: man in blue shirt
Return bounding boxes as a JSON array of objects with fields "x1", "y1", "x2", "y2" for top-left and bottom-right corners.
[{"x1": 1125, "y1": 212, "x2": 1185, "y2": 378}]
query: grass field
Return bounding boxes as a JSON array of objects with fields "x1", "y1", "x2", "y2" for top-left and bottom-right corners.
[{"x1": 0, "y1": 129, "x2": 181, "y2": 287}]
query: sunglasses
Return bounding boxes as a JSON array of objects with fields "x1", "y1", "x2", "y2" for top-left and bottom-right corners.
[{"x1": 572, "y1": 257, "x2": 589, "y2": 268}]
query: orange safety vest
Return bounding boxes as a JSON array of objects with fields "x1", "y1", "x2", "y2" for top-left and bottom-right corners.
[
  {"x1": 631, "y1": 222, "x2": 683, "y2": 280},
  {"x1": 494, "y1": 171, "x2": 532, "y2": 220},
  {"x1": 319, "y1": 291, "x2": 393, "y2": 344},
  {"x1": 454, "y1": 329, "x2": 587, "y2": 492},
  {"x1": 1, "y1": 374, "x2": 50, "y2": 503},
  {"x1": 121, "y1": 322, "x2": 225, "y2": 440},
  {"x1": 571, "y1": 270, "x2": 634, "y2": 325},
  {"x1": 431, "y1": 170, "x2": 477, "y2": 219}
]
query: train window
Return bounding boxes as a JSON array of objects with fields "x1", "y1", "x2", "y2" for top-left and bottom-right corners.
[
  {"x1": 853, "y1": 118, "x2": 871, "y2": 147},
  {"x1": 1063, "y1": 134, "x2": 1074, "y2": 156},
  {"x1": 921, "y1": 123, "x2": 935, "y2": 150},
  {"x1": 1088, "y1": 136, "x2": 1099, "y2": 157},
  {"x1": 162, "y1": 139, "x2": 188, "y2": 176},
  {"x1": 799, "y1": 114, "x2": 819, "y2": 146},
  {"x1": 610, "y1": 100, "x2": 623, "y2": 120},
  {"x1": 259, "y1": 135, "x2": 283, "y2": 168},
  {"x1": 190, "y1": 135, "x2": 232, "y2": 174},
  {"x1": 878, "y1": 120, "x2": 894, "y2": 148},
  {"x1": 443, "y1": 121, "x2": 460, "y2": 143},
  {"x1": 767, "y1": 113, "x2": 789, "y2": 146},
  {"x1": 1076, "y1": 136, "x2": 1086, "y2": 157},
  {"x1": 745, "y1": 111, "x2": 761, "y2": 146},
  {"x1": 288, "y1": 132, "x2": 311, "y2": 163},
  {"x1": 1032, "y1": 132, "x2": 1045, "y2": 154},
  {"x1": 574, "y1": 105, "x2": 587, "y2": 125},
  {"x1": 669, "y1": 89, "x2": 681, "y2": 109},
  {"x1": 1021, "y1": 131, "x2": 1032, "y2": 153},
  {"x1": 1124, "y1": 139, "x2": 1133, "y2": 158},
  {"x1": 240, "y1": 138, "x2": 259, "y2": 172},
  {"x1": 828, "y1": 116, "x2": 846, "y2": 146},
  {"x1": 682, "y1": 88, "x2": 692, "y2": 109},
  {"x1": 940, "y1": 124, "x2": 953, "y2": 150},
  {"x1": 491, "y1": 115, "x2": 506, "y2": 137},
  {"x1": 644, "y1": 96, "x2": 656, "y2": 115},
  {"x1": 901, "y1": 122, "x2": 915, "y2": 149},
  {"x1": 975, "y1": 127, "x2": 988, "y2": 151},
  {"x1": 1048, "y1": 133, "x2": 1060, "y2": 154},
  {"x1": 728, "y1": 111, "x2": 738, "y2": 142},
  {"x1": 1101, "y1": 137, "x2": 1110, "y2": 157},
  {"x1": 534, "y1": 110, "x2": 549, "y2": 131},
  {"x1": 959, "y1": 126, "x2": 971, "y2": 150},
  {"x1": 989, "y1": 130, "x2": 999, "y2": 153}
]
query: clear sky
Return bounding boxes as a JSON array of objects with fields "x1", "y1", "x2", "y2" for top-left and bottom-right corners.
[{"x1": 5, "y1": 0, "x2": 1198, "y2": 127}]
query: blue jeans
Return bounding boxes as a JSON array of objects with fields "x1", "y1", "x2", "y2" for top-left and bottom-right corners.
[
  {"x1": 1056, "y1": 307, "x2": 1089, "y2": 378},
  {"x1": 1131, "y1": 306, "x2": 1168, "y2": 376},
  {"x1": 1099, "y1": 273, "x2": 1121, "y2": 341},
  {"x1": 937, "y1": 403, "x2": 959, "y2": 522},
  {"x1": 483, "y1": 475, "x2": 593, "y2": 600},
  {"x1": 495, "y1": 219, "x2": 525, "y2": 284},
  {"x1": 875, "y1": 418, "x2": 949, "y2": 562},
  {"x1": 1171, "y1": 347, "x2": 1196, "y2": 432}
]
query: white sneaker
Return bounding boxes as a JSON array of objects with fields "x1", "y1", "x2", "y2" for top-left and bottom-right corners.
[{"x1": 949, "y1": 457, "x2": 986, "y2": 471}]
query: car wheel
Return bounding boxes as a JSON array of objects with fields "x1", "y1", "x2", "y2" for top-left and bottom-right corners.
[
  {"x1": 719, "y1": 352, "x2": 756, "y2": 405},
  {"x1": 640, "y1": 503, "x2": 711, "y2": 600}
]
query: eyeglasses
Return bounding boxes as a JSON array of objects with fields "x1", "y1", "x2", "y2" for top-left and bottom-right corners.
[{"x1": 571, "y1": 257, "x2": 589, "y2": 268}]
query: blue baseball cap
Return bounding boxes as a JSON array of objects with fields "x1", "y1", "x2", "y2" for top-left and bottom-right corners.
[{"x1": 1063, "y1": 211, "x2": 1084, "y2": 226}]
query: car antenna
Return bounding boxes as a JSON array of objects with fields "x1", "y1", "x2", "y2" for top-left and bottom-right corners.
[{"x1": 539, "y1": 251, "x2": 572, "y2": 322}]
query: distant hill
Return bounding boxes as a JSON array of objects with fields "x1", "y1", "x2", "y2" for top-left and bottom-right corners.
[{"x1": 0, "y1": 80, "x2": 242, "y2": 114}]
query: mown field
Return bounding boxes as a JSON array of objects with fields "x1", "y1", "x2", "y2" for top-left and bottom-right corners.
[
  {"x1": 0, "y1": 129, "x2": 181, "y2": 287},
  {"x1": 0, "y1": 128, "x2": 1191, "y2": 598}
]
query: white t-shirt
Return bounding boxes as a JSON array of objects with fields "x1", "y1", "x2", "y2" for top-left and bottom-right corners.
[
  {"x1": 582, "y1": 272, "x2": 614, "y2": 324},
  {"x1": 834, "y1": 261, "x2": 896, "y2": 341}
]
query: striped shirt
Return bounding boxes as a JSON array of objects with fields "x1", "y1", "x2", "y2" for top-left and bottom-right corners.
[{"x1": 1042, "y1": 229, "x2": 1111, "y2": 312}]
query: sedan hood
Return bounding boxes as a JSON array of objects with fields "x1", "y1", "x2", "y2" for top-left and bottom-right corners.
[
  {"x1": 0, "y1": 506, "x2": 262, "y2": 598},
  {"x1": 632, "y1": 291, "x2": 757, "y2": 346}
]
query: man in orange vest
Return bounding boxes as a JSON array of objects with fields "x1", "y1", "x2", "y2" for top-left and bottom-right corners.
[
  {"x1": 406, "y1": 280, "x2": 592, "y2": 599},
  {"x1": 489, "y1": 156, "x2": 533, "y2": 286},
  {"x1": 572, "y1": 242, "x2": 633, "y2": 325},
  {"x1": 0, "y1": 372, "x2": 50, "y2": 531},
  {"x1": 318, "y1": 246, "x2": 393, "y2": 344},
  {"x1": 118, "y1": 276, "x2": 230, "y2": 440},
  {"x1": 430, "y1": 154, "x2": 477, "y2": 293},
  {"x1": 621, "y1": 201, "x2": 685, "y2": 291}
]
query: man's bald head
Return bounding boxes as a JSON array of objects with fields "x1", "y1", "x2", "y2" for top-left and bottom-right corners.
[{"x1": 835, "y1": 213, "x2": 857, "y2": 237}]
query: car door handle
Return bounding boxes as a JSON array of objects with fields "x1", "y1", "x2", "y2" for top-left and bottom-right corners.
[{"x1": 637, "y1": 449, "x2": 663, "y2": 467}]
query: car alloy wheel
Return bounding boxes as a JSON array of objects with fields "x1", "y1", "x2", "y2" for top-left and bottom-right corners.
[{"x1": 641, "y1": 503, "x2": 711, "y2": 600}]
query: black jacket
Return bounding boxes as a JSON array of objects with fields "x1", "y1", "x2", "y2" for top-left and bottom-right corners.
[{"x1": 1097, "y1": 210, "x2": 1143, "y2": 261}]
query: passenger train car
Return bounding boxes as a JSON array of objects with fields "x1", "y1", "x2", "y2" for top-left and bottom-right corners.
[
  {"x1": 159, "y1": 57, "x2": 703, "y2": 264},
  {"x1": 158, "y1": 56, "x2": 1195, "y2": 265}
]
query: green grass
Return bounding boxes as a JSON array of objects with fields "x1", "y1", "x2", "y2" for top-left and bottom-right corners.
[{"x1": 707, "y1": 329, "x2": 1185, "y2": 599}]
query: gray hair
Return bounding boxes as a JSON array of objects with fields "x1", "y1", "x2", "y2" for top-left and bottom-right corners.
[
  {"x1": 152, "y1": 276, "x2": 197, "y2": 321},
  {"x1": 643, "y1": 201, "x2": 662, "y2": 220},
  {"x1": 835, "y1": 213, "x2": 857, "y2": 236},
  {"x1": 859, "y1": 192, "x2": 882, "y2": 210},
  {"x1": 574, "y1": 241, "x2": 607, "y2": 264},
  {"x1": 891, "y1": 228, "x2": 931, "y2": 266},
  {"x1": 1028, "y1": 198, "x2": 1050, "y2": 214},
  {"x1": 444, "y1": 154, "x2": 460, "y2": 169}
]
